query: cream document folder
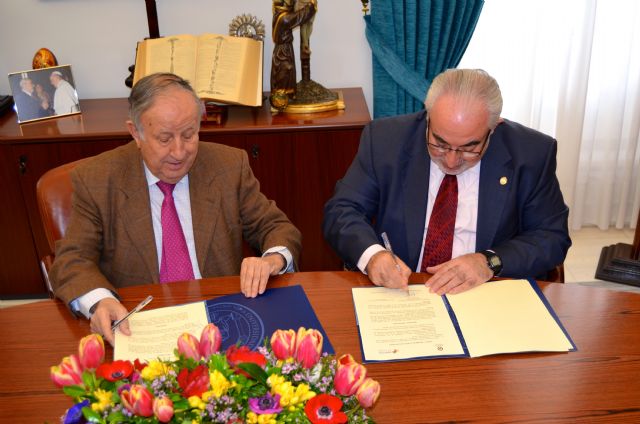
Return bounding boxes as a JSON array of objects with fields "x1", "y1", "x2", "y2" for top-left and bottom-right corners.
[{"x1": 352, "y1": 279, "x2": 575, "y2": 362}]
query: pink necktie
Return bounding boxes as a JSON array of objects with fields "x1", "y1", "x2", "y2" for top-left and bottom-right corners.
[
  {"x1": 421, "y1": 174, "x2": 458, "y2": 271},
  {"x1": 157, "y1": 181, "x2": 195, "y2": 283}
]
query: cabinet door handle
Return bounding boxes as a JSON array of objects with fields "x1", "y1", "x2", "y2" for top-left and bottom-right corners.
[
  {"x1": 251, "y1": 144, "x2": 260, "y2": 159},
  {"x1": 18, "y1": 155, "x2": 27, "y2": 175}
]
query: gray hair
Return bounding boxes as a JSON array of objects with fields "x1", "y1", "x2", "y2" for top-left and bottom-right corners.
[
  {"x1": 128, "y1": 73, "x2": 202, "y2": 137},
  {"x1": 424, "y1": 68, "x2": 503, "y2": 129}
]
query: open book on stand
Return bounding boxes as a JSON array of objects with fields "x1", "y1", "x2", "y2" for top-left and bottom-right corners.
[
  {"x1": 133, "y1": 33, "x2": 263, "y2": 107},
  {"x1": 352, "y1": 279, "x2": 576, "y2": 362},
  {"x1": 114, "y1": 285, "x2": 332, "y2": 362}
]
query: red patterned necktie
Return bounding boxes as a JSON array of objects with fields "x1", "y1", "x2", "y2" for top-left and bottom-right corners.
[
  {"x1": 157, "y1": 181, "x2": 195, "y2": 283},
  {"x1": 420, "y1": 174, "x2": 458, "y2": 271}
]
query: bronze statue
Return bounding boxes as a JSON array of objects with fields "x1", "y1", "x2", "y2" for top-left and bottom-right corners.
[
  {"x1": 270, "y1": 0, "x2": 342, "y2": 112},
  {"x1": 270, "y1": 0, "x2": 317, "y2": 101}
]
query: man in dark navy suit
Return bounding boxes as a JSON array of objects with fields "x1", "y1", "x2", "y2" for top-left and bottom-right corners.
[{"x1": 323, "y1": 68, "x2": 571, "y2": 295}]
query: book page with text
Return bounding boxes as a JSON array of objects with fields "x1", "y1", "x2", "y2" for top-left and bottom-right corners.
[
  {"x1": 447, "y1": 279, "x2": 574, "y2": 357},
  {"x1": 142, "y1": 34, "x2": 198, "y2": 86},
  {"x1": 114, "y1": 301, "x2": 209, "y2": 362},
  {"x1": 352, "y1": 285, "x2": 464, "y2": 361},
  {"x1": 194, "y1": 34, "x2": 261, "y2": 106}
]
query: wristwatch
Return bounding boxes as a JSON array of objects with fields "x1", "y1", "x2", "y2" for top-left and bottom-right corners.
[{"x1": 479, "y1": 250, "x2": 503, "y2": 277}]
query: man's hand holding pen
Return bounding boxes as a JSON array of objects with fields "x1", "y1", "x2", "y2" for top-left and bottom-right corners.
[
  {"x1": 90, "y1": 298, "x2": 131, "y2": 346},
  {"x1": 366, "y1": 249, "x2": 411, "y2": 291}
]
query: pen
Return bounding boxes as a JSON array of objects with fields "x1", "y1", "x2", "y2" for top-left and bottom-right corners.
[
  {"x1": 381, "y1": 232, "x2": 409, "y2": 294},
  {"x1": 111, "y1": 295, "x2": 153, "y2": 332}
]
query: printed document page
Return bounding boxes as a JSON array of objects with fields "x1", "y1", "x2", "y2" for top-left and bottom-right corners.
[
  {"x1": 447, "y1": 279, "x2": 574, "y2": 357},
  {"x1": 352, "y1": 285, "x2": 464, "y2": 361},
  {"x1": 114, "y1": 301, "x2": 209, "y2": 362}
]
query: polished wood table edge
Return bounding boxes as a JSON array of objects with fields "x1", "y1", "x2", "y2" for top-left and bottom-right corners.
[{"x1": 2, "y1": 271, "x2": 639, "y2": 423}]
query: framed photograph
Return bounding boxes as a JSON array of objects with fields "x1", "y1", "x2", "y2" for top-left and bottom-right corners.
[{"x1": 8, "y1": 65, "x2": 80, "y2": 124}]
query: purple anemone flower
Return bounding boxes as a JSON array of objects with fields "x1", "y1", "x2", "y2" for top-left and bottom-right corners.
[{"x1": 248, "y1": 392, "x2": 283, "y2": 414}]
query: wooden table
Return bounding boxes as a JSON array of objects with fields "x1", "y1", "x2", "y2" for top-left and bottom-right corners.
[{"x1": 1, "y1": 271, "x2": 639, "y2": 422}]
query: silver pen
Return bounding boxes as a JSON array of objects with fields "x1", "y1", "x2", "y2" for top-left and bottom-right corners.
[
  {"x1": 111, "y1": 295, "x2": 153, "y2": 332},
  {"x1": 381, "y1": 232, "x2": 401, "y2": 270},
  {"x1": 381, "y1": 232, "x2": 409, "y2": 294}
]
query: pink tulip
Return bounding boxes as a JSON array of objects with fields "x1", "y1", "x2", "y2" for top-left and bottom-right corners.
[
  {"x1": 177, "y1": 333, "x2": 200, "y2": 360},
  {"x1": 120, "y1": 384, "x2": 154, "y2": 417},
  {"x1": 78, "y1": 333, "x2": 105, "y2": 370},
  {"x1": 270, "y1": 329, "x2": 296, "y2": 360},
  {"x1": 50, "y1": 354, "x2": 83, "y2": 387},
  {"x1": 355, "y1": 377, "x2": 381, "y2": 408},
  {"x1": 198, "y1": 324, "x2": 222, "y2": 359},
  {"x1": 153, "y1": 396, "x2": 174, "y2": 423},
  {"x1": 334, "y1": 354, "x2": 367, "y2": 396},
  {"x1": 294, "y1": 327, "x2": 323, "y2": 369}
]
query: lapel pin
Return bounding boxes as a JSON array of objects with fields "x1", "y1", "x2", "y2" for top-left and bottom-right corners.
[{"x1": 500, "y1": 176, "x2": 508, "y2": 185}]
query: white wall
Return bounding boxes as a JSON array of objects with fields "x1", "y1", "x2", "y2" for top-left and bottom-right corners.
[{"x1": 0, "y1": 0, "x2": 373, "y2": 113}]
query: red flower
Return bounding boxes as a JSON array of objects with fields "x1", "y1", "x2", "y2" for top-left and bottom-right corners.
[
  {"x1": 225, "y1": 345, "x2": 267, "y2": 378},
  {"x1": 96, "y1": 360, "x2": 134, "y2": 382},
  {"x1": 176, "y1": 364, "x2": 210, "y2": 398},
  {"x1": 304, "y1": 394, "x2": 348, "y2": 424},
  {"x1": 133, "y1": 359, "x2": 147, "y2": 371}
]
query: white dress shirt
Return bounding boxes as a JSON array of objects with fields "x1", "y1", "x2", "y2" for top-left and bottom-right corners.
[{"x1": 357, "y1": 159, "x2": 481, "y2": 273}]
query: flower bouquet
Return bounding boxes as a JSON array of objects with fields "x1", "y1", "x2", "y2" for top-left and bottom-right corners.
[{"x1": 51, "y1": 325, "x2": 380, "y2": 423}]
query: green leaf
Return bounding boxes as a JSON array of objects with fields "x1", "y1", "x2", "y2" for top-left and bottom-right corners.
[
  {"x1": 82, "y1": 370, "x2": 95, "y2": 389},
  {"x1": 237, "y1": 362, "x2": 268, "y2": 384},
  {"x1": 62, "y1": 385, "x2": 87, "y2": 398},
  {"x1": 82, "y1": 407, "x2": 103, "y2": 423},
  {"x1": 106, "y1": 411, "x2": 127, "y2": 423}
]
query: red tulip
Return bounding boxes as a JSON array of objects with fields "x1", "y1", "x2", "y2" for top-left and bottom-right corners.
[
  {"x1": 50, "y1": 354, "x2": 83, "y2": 388},
  {"x1": 120, "y1": 384, "x2": 154, "y2": 417},
  {"x1": 177, "y1": 332, "x2": 201, "y2": 360},
  {"x1": 270, "y1": 329, "x2": 296, "y2": 360},
  {"x1": 355, "y1": 377, "x2": 381, "y2": 408},
  {"x1": 176, "y1": 364, "x2": 210, "y2": 398},
  {"x1": 334, "y1": 354, "x2": 367, "y2": 396},
  {"x1": 226, "y1": 345, "x2": 267, "y2": 378},
  {"x1": 153, "y1": 396, "x2": 174, "y2": 423},
  {"x1": 294, "y1": 327, "x2": 323, "y2": 369},
  {"x1": 199, "y1": 323, "x2": 222, "y2": 359},
  {"x1": 78, "y1": 333, "x2": 105, "y2": 370}
]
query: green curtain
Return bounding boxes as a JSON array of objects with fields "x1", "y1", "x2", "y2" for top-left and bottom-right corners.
[{"x1": 365, "y1": 0, "x2": 484, "y2": 118}]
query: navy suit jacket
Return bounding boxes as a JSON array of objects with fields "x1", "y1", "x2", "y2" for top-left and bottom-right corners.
[{"x1": 322, "y1": 110, "x2": 571, "y2": 279}]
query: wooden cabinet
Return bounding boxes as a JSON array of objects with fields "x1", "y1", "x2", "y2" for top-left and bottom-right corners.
[{"x1": 0, "y1": 88, "x2": 370, "y2": 297}]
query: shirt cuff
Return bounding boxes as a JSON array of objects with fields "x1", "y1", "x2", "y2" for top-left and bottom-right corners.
[
  {"x1": 263, "y1": 246, "x2": 294, "y2": 274},
  {"x1": 70, "y1": 288, "x2": 117, "y2": 319},
  {"x1": 357, "y1": 244, "x2": 386, "y2": 274}
]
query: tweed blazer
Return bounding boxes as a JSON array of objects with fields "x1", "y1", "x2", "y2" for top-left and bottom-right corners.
[{"x1": 50, "y1": 141, "x2": 301, "y2": 305}]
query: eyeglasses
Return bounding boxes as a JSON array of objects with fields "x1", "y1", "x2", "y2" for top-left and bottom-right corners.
[{"x1": 426, "y1": 115, "x2": 492, "y2": 159}]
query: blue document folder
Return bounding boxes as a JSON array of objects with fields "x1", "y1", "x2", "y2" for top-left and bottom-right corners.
[{"x1": 204, "y1": 285, "x2": 334, "y2": 353}]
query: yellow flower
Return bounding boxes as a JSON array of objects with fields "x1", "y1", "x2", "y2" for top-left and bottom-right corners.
[
  {"x1": 140, "y1": 359, "x2": 170, "y2": 380},
  {"x1": 90, "y1": 388, "x2": 112, "y2": 412},
  {"x1": 247, "y1": 412, "x2": 278, "y2": 424},
  {"x1": 267, "y1": 374, "x2": 285, "y2": 388},
  {"x1": 188, "y1": 395, "x2": 206, "y2": 410},
  {"x1": 209, "y1": 370, "x2": 235, "y2": 398},
  {"x1": 269, "y1": 378, "x2": 316, "y2": 407}
]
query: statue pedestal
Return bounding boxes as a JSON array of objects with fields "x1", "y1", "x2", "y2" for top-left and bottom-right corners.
[{"x1": 271, "y1": 80, "x2": 345, "y2": 114}]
